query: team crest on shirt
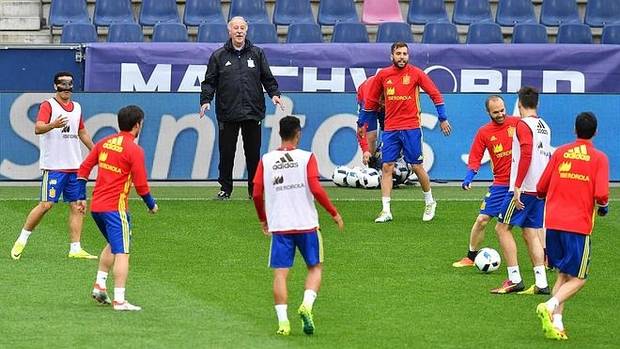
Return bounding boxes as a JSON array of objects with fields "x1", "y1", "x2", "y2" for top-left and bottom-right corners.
[
  {"x1": 402, "y1": 75, "x2": 410, "y2": 85},
  {"x1": 507, "y1": 126, "x2": 515, "y2": 138},
  {"x1": 386, "y1": 87, "x2": 395, "y2": 96},
  {"x1": 49, "y1": 187, "x2": 56, "y2": 198}
]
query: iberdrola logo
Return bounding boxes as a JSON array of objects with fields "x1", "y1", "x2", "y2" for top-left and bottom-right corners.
[{"x1": 558, "y1": 161, "x2": 572, "y2": 173}]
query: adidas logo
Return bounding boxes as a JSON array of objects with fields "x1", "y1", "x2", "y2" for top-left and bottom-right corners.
[
  {"x1": 490, "y1": 136, "x2": 497, "y2": 141},
  {"x1": 558, "y1": 161, "x2": 571, "y2": 172},
  {"x1": 272, "y1": 153, "x2": 299, "y2": 170},
  {"x1": 225, "y1": 61, "x2": 231, "y2": 66},
  {"x1": 386, "y1": 79, "x2": 393, "y2": 84},
  {"x1": 536, "y1": 120, "x2": 548, "y2": 135},
  {"x1": 563, "y1": 145, "x2": 590, "y2": 161}
]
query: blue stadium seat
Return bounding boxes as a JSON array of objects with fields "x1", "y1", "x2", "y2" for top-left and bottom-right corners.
[
  {"x1": 376, "y1": 22, "x2": 414, "y2": 43},
  {"x1": 286, "y1": 23, "x2": 322, "y2": 43},
  {"x1": 247, "y1": 23, "x2": 278, "y2": 44},
  {"x1": 407, "y1": 0, "x2": 449, "y2": 25},
  {"x1": 452, "y1": 0, "x2": 492, "y2": 25},
  {"x1": 511, "y1": 23, "x2": 547, "y2": 43},
  {"x1": 540, "y1": 0, "x2": 580, "y2": 27},
  {"x1": 585, "y1": 0, "x2": 620, "y2": 28},
  {"x1": 60, "y1": 23, "x2": 97, "y2": 43},
  {"x1": 139, "y1": 0, "x2": 180, "y2": 26},
  {"x1": 49, "y1": 0, "x2": 90, "y2": 27},
  {"x1": 602, "y1": 24, "x2": 620, "y2": 44},
  {"x1": 556, "y1": 23, "x2": 592, "y2": 44},
  {"x1": 331, "y1": 22, "x2": 369, "y2": 43},
  {"x1": 318, "y1": 0, "x2": 359, "y2": 26},
  {"x1": 273, "y1": 0, "x2": 315, "y2": 26},
  {"x1": 229, "y1": 0, "x2": 270, "y2": 24},
  {"x1": 152, "y1": 23, "x2": 188, "y2": 42},
  {"x1": 107, "y1": 23, "x2": 144, "y2": 42},
  {"x1": 184, "y1": 0, "x2": 225, "y2": 26},
  {"x1": 422, "y1": 22, "x2": 458, "y2": 44},
  {"x1": 496, "y1": 0, "x2": 537, "y2": 27},
  {"x1": 466, "y1": 22, "x2": 503, "y2": 44},
  {"x1": 94, "y1": 0, "x2": 134, "y2": 27},
  {"x1": 197, "y1": 23, "x2": 229, "y2": 43}
]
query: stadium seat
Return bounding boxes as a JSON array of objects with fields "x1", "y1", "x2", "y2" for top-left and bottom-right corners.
[
  {"x1": 331, "y1": 22, "x2": 369, "y2": 43},
  {"x1": 318, "y1": 0, "x2": 359, "y2": 26},
  {"x1": 602, "y1": 24, "x2": 620, "y2": 44},
  {"x1": 556, "y1": 23, "x2": 593, "y2": 44},
  {"x1": 247, "y1": 23, "x2": 278, "y2": 44},
  {"x1": 539, "y1": 0, "x2": 580, "y2": 27},
  {"x1": 152, "y1": 23, "x2": 188, "y2": 42},
  {"x1": 511, "y1": 23, "x2": 548, "y2": 43},
  {"x1": 362, "y1": 0, "x2": 404, "y2": 25},
  {"x1": 197, "y1": 23, "x2": 229, "y2": 43},
  {"x1": 228, "y1": 0, "x2": 270, "y2": 24},
  {"x1": 407, "y1": 0, "x2": 449, "y2": 25},
  {"x1": 49, "y1": 0, "x2": 90, "y2": 27},
  {"x1": 94, "y1": 0, "x2": 134, "y2": 27},
  {"x1": 183, "y1": 0, "x2": 226, "y2": 26},
  {"x1": 139, "y1": 0, "x2": 180, "y2": 26},
  {"x1": 286, "y1": 23, "x2": 322, "y2": 43},
  {"x1": 452, "y1": 0, "x2": 492, "y2": 25},
  {"x1": 585, "y1": 0, "x2": 620, "y2": 28},
  {"x1": 422, "y1": 22, "x2": 459, "y2": 44},
  {"x1": 376, "y1": 22, "x2": 414, "y2": 43},
  {"x1": 273, "y1": 0, "x2": 315, "y2": 26},
  {"x1": 108, "y1": 23, "x2": 144, "y2": 42},
  {"x1": 60, "y1": 23, "x2": 97, "y2": 43},
  {"x1": 466, "y1": 22, "x2": 503, "y2": 44},
  {"x1": 495, "y1": 0, "x2": 537, "y2": 27}
]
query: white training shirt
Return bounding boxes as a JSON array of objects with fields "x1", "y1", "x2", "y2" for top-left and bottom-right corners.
[
  {"x1": 510, "y1": 116, "x2": 553, "y2": 192},
  {"x1": 39, "y1": 98, "x2": 83, "y2": 170}
]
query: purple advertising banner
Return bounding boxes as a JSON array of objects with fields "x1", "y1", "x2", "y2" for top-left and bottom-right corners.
[{"x1": 84, "y1": 43, "x2": 620, "y2": 93}]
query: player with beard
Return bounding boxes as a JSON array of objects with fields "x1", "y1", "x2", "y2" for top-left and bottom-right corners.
[{"x1": 365, "y1": 41, "x2": 452, "y2": 223}]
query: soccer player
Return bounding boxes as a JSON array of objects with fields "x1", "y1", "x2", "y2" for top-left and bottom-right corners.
[
  {"x1": 11, "y1": 71, "x2": 97, "y2": 260},
  {"x1": 252, "y1": 115, "x2": 344, "y2": 336},
  {"x1": 77, "y1": 105, "x2": 158, "y2": 311},
  {"x1": 453, "y1": 96, "x2": 521, "y2": 267},
  {"x1": 356, "y1": 75, "x2": 385, "y2": 168},
  {"x1": 535, "y1": 112, "x2": 609, "y2": 340},
  {"x1": 492, "y1": 86, "x2": 552, "y2": 295},
  {"x1": 365, "y1": 41, "x2": 452, "y2": 223}
]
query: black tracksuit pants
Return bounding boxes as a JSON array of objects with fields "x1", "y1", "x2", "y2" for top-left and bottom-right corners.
[{"x1": 217, "y1": 120, "x2": 261, "y2": 196}]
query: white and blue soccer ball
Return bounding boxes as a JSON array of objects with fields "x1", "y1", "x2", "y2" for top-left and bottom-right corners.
[
  {"x1": 332, "y1": 166, "x2": 350, "y2": 187},
  {"x1": 474, "y1": 247, "x2": 501, "y2": 273},
  {"x1": 392, "y1": 160, "x2": 410, "y2": 185},
  {"x1": 360, "y1": 168, "x2": 381, "y2": 189},
  {"x1": 345, "y1": 166, "x2": 363, "y2": 188}
]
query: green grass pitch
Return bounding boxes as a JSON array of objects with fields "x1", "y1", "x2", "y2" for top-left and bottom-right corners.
[{"x1": 1, "y1": 185, "x2": 618, "y2": 348}]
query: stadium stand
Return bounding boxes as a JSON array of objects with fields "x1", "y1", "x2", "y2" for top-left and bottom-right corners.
[
  {"x1": 452, "y1": 0, "x2": 492, "y2": 25},
  {"x1": 107, "y1": 22, "x2": 144, "y2": 42},
  {"x1": 539, "y1": 0, "x2": 580, "y2": 27},
  {"x1": 407, "y1": 0, "x2": 449, "y2": 25},
  {"x1": 197, "y1": 23, "x2": 229, "y2": 43},
  {"x1": 139, "y1": 0, "x2": 180, "y2": 26},
  {"x1": 496, "y1": 0, "x2": 537, "y2": 26},
  {"x1": 556, "y1": 23, "x2": 593, "y2": 44},
  {"x1": 273, "y1": 0, "x2": 315, "y2": 26},
  {"x1": 152, "y1": 23, "x2": 188, "y2": 42},
  {"x1": 331, "y1": 22, "x2": 369, "y2": 43},
  {"x1": 318, "y1": 0, "x2": 359, "y2": 26},
  {"x1": 93, "y1": 0, "x2": 134, "y2": 27},
  {"x1": 286, "y1": 23, "x2": 323, "y2": 43},
  {"x1": 466, "y1": 22, "x2": 504, "y2": 44},
  {"x1": 362, "y1": 0, "x2": 404, "y2": 25},
  {"x1": 228, "y1": 0, "x2": 270, "y2": 24},
  {"x1": 511, "y1": 22, "x2": 548, "y2": 43},
  {"x1": 602, "y1": 24, "x2": 620, "y2": 45},
  {"x1": 60, "y1": 22, "x2": 97, "y2": 43},
  {"x1": 183, "y1": 0, "x2": 226, "y2": 27},
  {"x1": 422, "y1": 22, "x2": 459, "y2": 43},
  {"x1": 376, "y1": 22, "x2": 414, "y2": 43},
  {"x1": 585, "y1": 0, "x2": 620, "y2": 28},
  {"x1": 49, "y1": 0, "x2": 90, "y2": 27},
  {"x1": 247, "y1": 22, "x2": 278, "y2": 43}
]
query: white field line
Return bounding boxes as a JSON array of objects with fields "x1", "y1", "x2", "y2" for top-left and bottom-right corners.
[{"x1": 0, "y1": 197, "x2": 618, "y2": 202}]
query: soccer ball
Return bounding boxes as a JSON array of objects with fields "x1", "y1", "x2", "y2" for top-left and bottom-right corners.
[
  {"x1": 332, "y1": 166, "x2": 350, "y2": 187},
  {"x1": 474, "y1": 248, "x2": 501, "y2": 273},
  {"x1": 345, "y1": 167, "x2": 363, "y2": 188},
  {"x1": 392, "y1": 159, "x2": 410, "y2": 185},
  {"x1": 360, "y1": 168, "x2": 381, "y2": 189}
]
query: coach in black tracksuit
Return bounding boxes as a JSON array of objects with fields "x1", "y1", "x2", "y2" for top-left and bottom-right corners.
[{"x1": 200, "y1": 16, "x2": 282, "y2": 200}]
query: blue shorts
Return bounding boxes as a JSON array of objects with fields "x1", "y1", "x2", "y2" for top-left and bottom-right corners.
[
  {"x1": 92, "y1": 211, "x2": 132, "y2": 254},
  {"x1": 497, "y1": 192, "x2": 544, "y2": 228},
  {"x1": 40, "y1": 170, "x2": 80, "y2": 203},
  {"x1": 546, "y1": 229, "x2": 591, "y2": 279},
  {"x1": 381, "y1": 128, "x2": 423, "y2": 164},
  {"x1": 269, "y1": 230, "x2": 323, "y2": 268},
  {"x1": 358, "y1": 109, "x2": 385, "y2": 132},
  {"x1": 479, "y1": 185, "x2": 509, "y2": 217}
]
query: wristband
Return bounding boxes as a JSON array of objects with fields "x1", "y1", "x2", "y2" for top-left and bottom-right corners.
[
  {"x1": 462, "y1": 169, "x2": 477, "y2": 189},
  {"x1": 141, "y1": 193, "x2": 156, "y2": 210},
  {"x1": 77, "y1": 179, "x2": 87, "y2": 200},
  {"x1": 436, "y1": 104, "x2": 447, "y2": 122}
]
